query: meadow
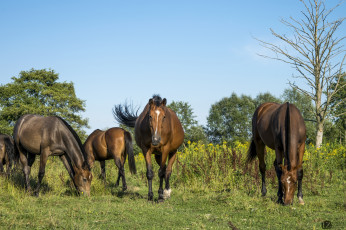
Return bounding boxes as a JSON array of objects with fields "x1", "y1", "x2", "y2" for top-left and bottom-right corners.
[{"x1": 0, "y1": 142, "x2": 345, "y2": 229}]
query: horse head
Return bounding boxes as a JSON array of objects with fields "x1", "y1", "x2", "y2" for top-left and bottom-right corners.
[
  {"x1": 148, "y1": 96, "x2": 167, "y2": 146},
  {"x1": 73, "y1": 163, "x2": 93, "y2": 196},
  {"x1": 280, "y1": 165, "x2": 298, "y2": 205}
]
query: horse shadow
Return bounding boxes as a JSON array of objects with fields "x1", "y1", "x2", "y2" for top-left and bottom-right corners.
[{"x1": 6, "y1": 168, "x2": 53, "y2": 195}]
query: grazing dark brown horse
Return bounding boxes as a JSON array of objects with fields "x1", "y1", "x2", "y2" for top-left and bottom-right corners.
[
  {"x1": 113, "y1": 95, "x2": 184, "y2": 201},
  {"x1": 84, "y1": 127, "x2": 136, "y2": 190},
  {"x1": 13, "y1": 114, "x2": 93, "y2": 196},
  {"x1": 0, "y1": 134, "x2": 14, "y2": 175},
  {"x1": 246, "y1": 102, "x2": 306, "y2": 205}
]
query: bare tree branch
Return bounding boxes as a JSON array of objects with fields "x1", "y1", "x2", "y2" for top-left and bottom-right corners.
[{"x1": 255, "y1": 0, "x2": 345, "y2": 147}]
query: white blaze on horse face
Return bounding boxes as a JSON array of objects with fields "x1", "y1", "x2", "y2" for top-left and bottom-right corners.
[
  {"x1": 155, "y1": 110, "x2": 160, "y2": 135},
  {"x1": 286, "y1": 176, "x2": 291, "y2": 193}
]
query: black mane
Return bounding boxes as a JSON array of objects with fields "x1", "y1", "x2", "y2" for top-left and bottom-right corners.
[{"x1": 54, "y1": 116, "x2": 90, "y2": 170}]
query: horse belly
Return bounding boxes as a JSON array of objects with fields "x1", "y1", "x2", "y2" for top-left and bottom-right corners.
[
  {"x1": 0, "y1": 144, "x2": 4, "y2": 160},
  {"x1": 257, "y1": 118, "x2": 276, "y2": 150},
  {"x1": 19, "y1": 130, "x2": 42, "y2": 154},
  {"x1": 92, "y1": 139, "x2": 108, "y2": 161}
]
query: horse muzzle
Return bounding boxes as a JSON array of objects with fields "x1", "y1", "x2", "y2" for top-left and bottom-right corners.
[{"x1": 152, "y1": 136, "x2": 161, "y2": 146}]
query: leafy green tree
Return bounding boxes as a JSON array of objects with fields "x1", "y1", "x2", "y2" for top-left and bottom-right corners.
[
  {"x1": 281, "y1": 88, "x2": 316, "y2": 144},
  {"x1": 206, "y1": 93, "x2": 255, "y2": 144},
  {"x1": 0, "y1": 69, "x2": 89, "y2": 141},
  {"x1": 329, "y1": 74, "x2": 346, "y2": 144},
  {"x1": 254, "y1": 92, "x2": 282, "y2": 107},
  {"x1": 168, "y1": 101, "x2": 208, "y2": 144}
]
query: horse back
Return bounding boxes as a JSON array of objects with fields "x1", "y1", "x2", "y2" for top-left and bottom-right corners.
[
  {"x1": 254, "y1": 103, "x2": 280, "y2": 149},
  {"x1": 85, "y1": 128, "x2": 126, "y2": 161},
  {"x1": 13, "y1": 114, "x2": 67, "y2": 155},
  {"x1": 105, "y1": 127, "x2": 126, "y2": 156}
]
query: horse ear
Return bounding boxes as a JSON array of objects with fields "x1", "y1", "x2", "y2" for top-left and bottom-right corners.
[{"x1": 162, "y1": 98, "x2": 167, "y2": 106}]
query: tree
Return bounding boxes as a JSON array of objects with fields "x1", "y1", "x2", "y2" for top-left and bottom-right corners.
[
  {"x1": 206, "y1": 93, "x2": 255, "y2": 144},
  {"x1": 281, "y1": 88, "x2": 316, "y2": 143},
  {"x1": 0, "y1": 69, "x2": 89, "y2": 140},
  {"x1": 257, "y1": 0, "x2": 345, "y2": 147},
  {"x1": 254, "y1": 92, "x2": 282, "y2": 108},
  {"x1": 168, "y1": 101, "x2": 207, "y2": 144},
  {"x1": 329, "y1": 74, "x2": 346, "y2": 144}
]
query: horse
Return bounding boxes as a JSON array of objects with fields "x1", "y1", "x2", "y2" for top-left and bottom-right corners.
[
  {"x1": 0, "y1": 133, "x2": 14, "y2": 175},
  {"x1": 246, "y1": 102, "x2": 306, "y2": 205},
  {"x1": 13, "y1": 114, "x2": 93, "y2": 196},
  {"x1": 84, "y1": 127, "x2": 136, "y2": 190},
  {"x1": 113, "y1": 95, "x2": 184, "y2": 201}
]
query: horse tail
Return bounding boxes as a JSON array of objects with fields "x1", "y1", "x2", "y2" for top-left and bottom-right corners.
[
  {"x1": 113, "y1": 102, "x2": 138, "y2": 128},
  {"x1": 124, "y1": 130, "x2": 136, "y2": 174},
  {"x1": 285, "y1": 102, "x2": 291, "y2": 170},
  {"x1": 246, "y1": 139, "x2": 257, "y2": 164}
]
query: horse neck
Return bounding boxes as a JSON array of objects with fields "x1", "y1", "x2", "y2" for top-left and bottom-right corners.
[{"x1": 63, "y1": 131, "x2": 86, "y2": 170}]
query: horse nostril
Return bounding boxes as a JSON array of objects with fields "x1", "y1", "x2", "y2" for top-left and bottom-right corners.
[{"x1": 152, "y1": 136, "x2": 161, "y2": 145}]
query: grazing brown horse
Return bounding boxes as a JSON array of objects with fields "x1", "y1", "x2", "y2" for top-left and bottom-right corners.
[
  {"x1": 113, "y1": 95, "x2": 184, "y2": 201},
  {"x1": 84, "y1": 127, "x2": 136, "y2": 190},
  {"x1": 246, "y1": 102, "x2": 306, "y2": 205},
  {"x1": 0, "y1": 134, "x2": 14, "y2": 175},
  {"x1": 13, "y1": 114, "x2": 93, "y2": 196}
]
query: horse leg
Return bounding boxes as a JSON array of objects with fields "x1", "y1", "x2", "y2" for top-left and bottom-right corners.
[
  {"x1": 99, "y1": 160, "x2": 106, "y2": 182},
  {"x1": 34, "y1": 149, "x2": 49, "y2": 196},
  {"x1": 297, "y1": 167, "x2": 304, "y2": 204},
  {"x1": 144, "y1": 148, "x2": 154, "y2": 201},
  {"x1": 0, "y1": 160, "x2": 4, "y2": 174},
  {"x1": 297, "y1": 142, "x2": 305, "y2": 205},
  {"x1": 0, "y1": 147, "x2": 4, "y2": 173},
  {"x1": 60, "y1": 155, "x2": 75, "y2": 179},
  {"x1": 163, "y1": 151, "x2": 177, "y2": 200},
  {"x1": 19, "y1": 150, "x2": 35, "y2": 192},
  {"x1": 154, "y1": 154, "x2": 166, "y2": 201},
  {"x1": 60, "y1": 154, "x2": 78, "y2": 192},
  {"x1": 6, "y1": 154, "x2": 12, "y2": 176},
  {"x1": 256, "y1": 141, "x2": 267, "y2": 197},
  {"x1": 114, "y1": 157, "x2": 127, "y2": 191},
  {"x1": 274, "y1": 154, "x2": 284, "y2": 204}
]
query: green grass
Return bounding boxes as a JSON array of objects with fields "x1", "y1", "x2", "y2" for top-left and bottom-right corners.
[{"x1": 0, "y1": 143, "x2": 345, "y2": 229}]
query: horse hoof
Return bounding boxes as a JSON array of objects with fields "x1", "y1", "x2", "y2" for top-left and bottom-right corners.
[
  {"x1": 148, "y1": 193, "x2": 154, "y2": 201},
  {"x1": 277, "y1": 199, "x2": 284, "y2": 205},
  {"x1": 163, "y1": 189, "x2": 171, "y2": 200},
  {"x1": 298, "y1": 197, "x2": 305, "y2": 205}
]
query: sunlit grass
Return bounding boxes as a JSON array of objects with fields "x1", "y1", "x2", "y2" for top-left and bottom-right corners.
[{"x1": 0, "y1": 142, "x2": 344, "y2": 229}]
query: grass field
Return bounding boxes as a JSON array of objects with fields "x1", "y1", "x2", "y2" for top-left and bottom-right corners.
[{"x1": 0, "y1": 142, "x2": 345, "y2": 229}]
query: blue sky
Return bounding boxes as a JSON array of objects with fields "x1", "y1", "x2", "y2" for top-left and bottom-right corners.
[{"x1": 1, "y1": 0, "x2": 345, "y2": 134}]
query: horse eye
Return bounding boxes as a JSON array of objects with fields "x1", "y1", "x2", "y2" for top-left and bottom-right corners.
[{"x1": 83, "y1": 178, "x2": 87, "y2": 182}]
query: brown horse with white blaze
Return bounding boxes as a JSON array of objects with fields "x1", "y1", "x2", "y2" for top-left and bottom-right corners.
[
  {"x1": 84, "y1": 127, "x2": 136, "y2": 190},
  {"x1": 246, "y1": 102, "x2": 306, "y2": 205},
  {"x1": 13, "y1": 114, "x2": 93, "y2": 196},
  {"x1": 113, "y1": 95, "x2": 184, "y2": 201}
]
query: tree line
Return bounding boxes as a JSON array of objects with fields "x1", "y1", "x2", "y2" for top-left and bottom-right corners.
[
  {"x1": 1, "y1": 69, "x2": 344, "y2": 148},
  {"x1": 1, "y1": 0, "x2": 344, "y2": 148}
]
